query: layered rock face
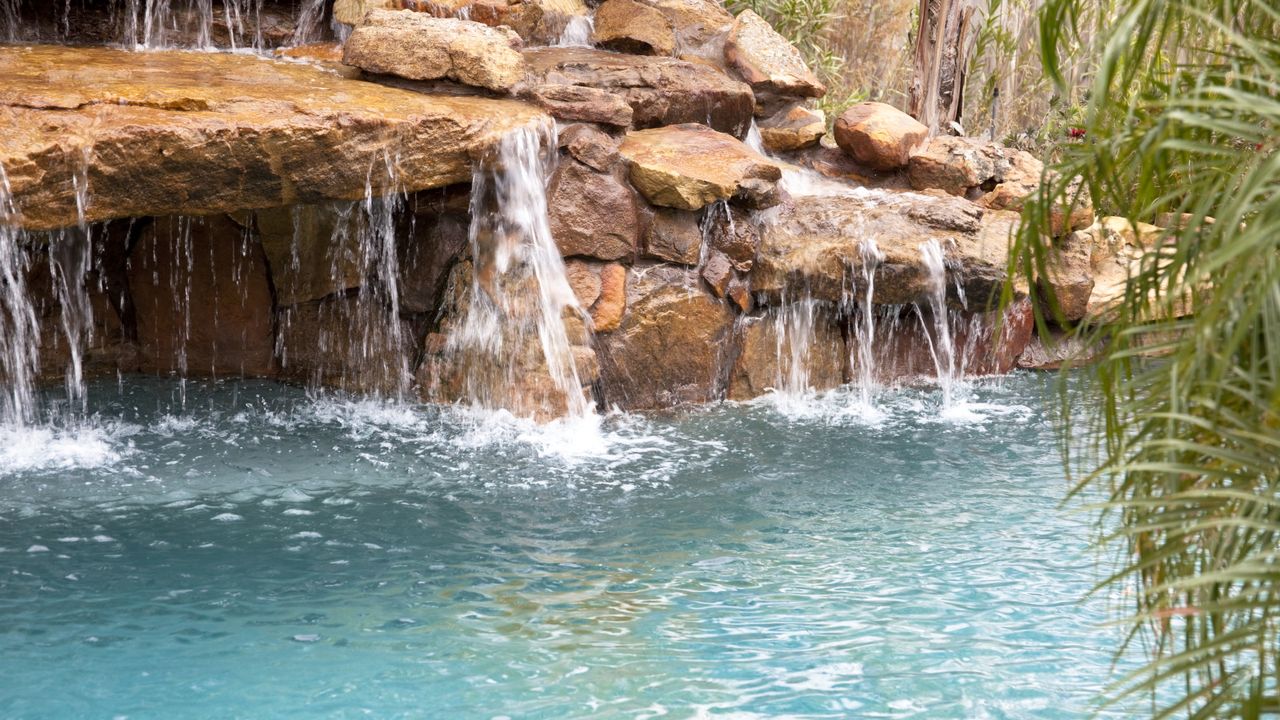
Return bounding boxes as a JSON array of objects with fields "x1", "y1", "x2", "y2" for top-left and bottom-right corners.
[{"x1": 0, "y1": 1, "x2": 1147, "y2": 416}]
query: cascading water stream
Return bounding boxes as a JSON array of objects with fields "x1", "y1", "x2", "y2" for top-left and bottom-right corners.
[
  {"x1": 289, "y1": 0, "x2": 326, "y2": 46},
  {"x1": 851, "y1": 238, "x2": 883, "y2": 410},
  {"x1": 915, "y1": 238, "x2": 960, "y2": 408},
  {"x1": 554, "y1": 14, "x2": 593, "y2": 47},
  {"x1": 0, "y1": 166, "x2": 41, "y2": 426},
  {"x1": 769, "y1": 291, "x2": 818, "y2": 411},
  {"x1": 444, "y1": 122, "x2": 591, "y2": 420}
]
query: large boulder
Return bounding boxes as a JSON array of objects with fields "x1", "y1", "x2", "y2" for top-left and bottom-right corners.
[
  {"x1": 522, "y1": 47, "x2": 755, "y2": 136},
  {"x1": 565, "y1": 259, "x2": 628, "y2": 332},
  {"x1": 752, "y1": 192, "x2": 1016, "y2": 308},
  {"x1": 591, "y1": 0, "x2": 676, "y2": 55},
  {"x1": 726, "y1": 305, "x2": 846, "y2": 400},
  {"x1": 334, "y1": 0, "x2": 396, "y2": 25},
  {"x1": 1039, "y1": 228, "x2": 1094, "y2": 322},
  {"x1": 342, "y1": 10, "x2": 526, "y2": 92},
  {"x1": 758, "y1": 104, "x2": 826, "y2": 153},
  {"x1": 129, "y1": 215, "x2": 275, "y2": 378},
  {"x1": 547, "y1": 158, "x2": 642, "y2": 261},
  {"x1": 833, "y1": 102, "x2": 927, "y2": 171},
  {"x1": 0, "y1": 46, "x2": 542, "y2": 231},
  {"x1": 618, "y1": 124, "x2": 781, "y2": 210},
  {"x1": 637, "y1": 0, "x2": 734, "y2": 53},
  {"x1": 724, "y1": 9, "x2": 824, "y2": 110},
  {"x1": 596, "y1": 264, "x2": 736, "y2": 410},
  {"x1": 396, "y1": 0, "x2": 591, "y2": 45}
]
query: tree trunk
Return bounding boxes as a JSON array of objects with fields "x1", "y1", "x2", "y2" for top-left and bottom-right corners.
[{"x1": 908, "y1": 0, "x2": 982, "y2": 136}]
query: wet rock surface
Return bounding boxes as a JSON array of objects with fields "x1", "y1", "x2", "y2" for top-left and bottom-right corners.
[
  {"x1": 0, "y1": 45, "x2": 543, "y2": 231},
  {"x1": 619, "y1": 124, "x2": 781, "y2": 210}
]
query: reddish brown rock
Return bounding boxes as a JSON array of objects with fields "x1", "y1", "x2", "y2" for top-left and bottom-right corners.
[
  {"x1": 726, "y1": 305, "x2": 845, "y2": 400},
  {"x1": 833, "y1": 102, "x2": 927, "y2": 171},
  {"x1": 547, "y1": 159, "x2": 641, "y2": 260},
  {"x1": 591, "y1": 0, "x2": 676, "y2": 55},
  {"x1": 522, "y1": 47, "x2": 755, "y2": 136},
  {"x1": 558, "y1": 124, "x2": 621, "y2": 172},
  {"x1": 642, "y1": 208, "x2": 703, "y2": 265},
  {"x1": 129, "y1": 215, "x2": 275, "y2": 377},
  {"x1": 726, "y1": 276, "x2": 752, "y2": 313},
  {"x1": 519, "y1": 84, "x2": 634, "y2": 127},
  {"x1": 596, "y1": 264, "x2": 735, "y2": 409},
  {"x1": 592, "y1": 263, "x2": 627, "y2": 332},
  {"x1": 701, "y1": 251, "x2": 735, "y2": 297},
  {"x1": 705, "y1": 205, "x2": 758, "y2": 270}
]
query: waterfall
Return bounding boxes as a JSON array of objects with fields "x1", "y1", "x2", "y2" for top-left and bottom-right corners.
[
  {"x1": 0, "y1": 0, "x2": 18, "y2": 43},
  {"x1": 850, "y1": 238, "x2": 883, "y2": 408},
  {"x1": 289, "y1": 0, "x2": 326, "y2": 46},
  {"x1": 915, "y1": 239, "x2": 959, "y2": 408},
  {"x1": 554, "y1": 14, "x2": 593, "y2": 47},
  {"x1": 354, "y1": 159, "x2": 410, "y2": 400},
  {"x1": 0, "y1": 167, "x2": 41, "y2": 426},
  {"x1": 442, "y1": 122, "x2": 591, "y2": 420},
  {"x1": 772, "y1": 292, "x2": 818, "y2": 400}
]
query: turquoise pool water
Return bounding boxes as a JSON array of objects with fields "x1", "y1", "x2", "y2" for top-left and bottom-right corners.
[{"x1": 0, "y1": 375, "x2": 1128, "y2": 719}]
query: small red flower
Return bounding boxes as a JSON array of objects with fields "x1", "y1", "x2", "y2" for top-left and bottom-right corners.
[{"x1": 1068, "y1": 127, "x2": 1087, "y2": 139}]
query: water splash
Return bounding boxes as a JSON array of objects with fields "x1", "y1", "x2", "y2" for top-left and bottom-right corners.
[
  {"x1": 554, "y1": 13, "x2": 593, "y2": 47},
  {"x1": 289, "y1": 0, "x2": 326, "y2": 46},
  {"x1": 440, "y1": 122, "x2": 592, "y2": 420},
  {"x1": 771, "y1": 292, "x2": 818, "y2": 402}
]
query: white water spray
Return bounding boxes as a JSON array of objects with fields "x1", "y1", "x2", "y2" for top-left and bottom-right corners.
[
  {"x1": 851, "y1": 238, "x2": 883, "y2": 409},
  {"x1": 915, "y1": 239, "x2": 960, "y2": 408},
  {"x1": 0, "y1": 166, "x2": 41, "y2": 426},
  {"x1": 555, "y1": 14, "x2": 593, "y2": 47}
]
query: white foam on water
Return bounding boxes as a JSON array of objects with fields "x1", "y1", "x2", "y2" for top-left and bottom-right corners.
[
  {"x1": 554, "y1": 14, "x2": 594, "y2": 47},
  {"x1": 0, "y1": 420, "x2": 135, "y2": 475}
]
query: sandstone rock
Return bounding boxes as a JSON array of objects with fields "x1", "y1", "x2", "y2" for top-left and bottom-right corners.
[
  {"x1": 276, "y1": 295, "x2": 415, "y2": 394},
  {"x1": 726, "y1": 305, "x2": 845, "y2": 400},
  {"x1": 758, "y1": 104, "x2": 826, "y2": 153},
  {"x1": 593, "y1": 263, "x2": 627, "y2": 332},
  {"x1": 705, "y1": 204, "x2": 757, "y2": 270},
  {"x1": 520, "y1": 84, "x2": 634, "y2": 126},
  {"x1": 856, "y1": 298, "x2": 1033, "y2": 382},
  {"x1": 1083, "y1": 218, "x2": 1186, "y2": 323},
  {"x1": 726, "y1": 275, "x2": 752, "y2": 312},
  {"x1": 785, "y1": 145, "x2": 916, "y2": 191},
  {"x1": 906, "y1": 135, "x2": 1000, "y2": 195},
  {"x1": 1040, "y1": 229, "x2": 1094, "y2": 322},
  {"x1": 642, "y1": 208, "x2": 703, "y2": 265},
  {"x1": 724, "y1": 10, "x2": 825, "y2": 105},
  {"x1": 342, "y1": 11, "x2": 526, "y2": 92},
  {"x1": 619, "y1": 124, "x2": 781, "y2": 210},
  {"x1": 752, "y1": 193, "x2": 1016, "y2": 307},
  {"x1": 558, "y1": 124, "x2": 621, "y2": 171},
  {"x1": 129, "y1": 215, "x2": 275, "y2": 377},
  {"x1": 733, "y1": 177, "x2": 786, "y2": 209},
  {"x1": 397, "y1": 207, "x2": 470, "y2": 315},
  {"x1": 596, "y1": 264, "x2": 735, "y2": 409},
  {"x1": 833, "y1": 102, "x2": 927, "y2": 171},
  {"x1": 1016, "y1": 329, "x2": 1102, "y2": 370},
  {"x1": 591, "y1": 0, "x2": 676, "y2": 55},
  {"x1": 256, "y1": 204, "x2": 365, "y2": 307},
  {"x1": 522, "y1": 47, "x2": 755, "y2": 136},
  {"x1": 417, "y1": 261, "x2": 597, "y2": 418},
  {"x1": 701, "y1": 251, "x2": 735, "y2": 297},
  {"x1": 547, "y1": 159, "x2": 641, "y2": 260},
  {"x1": 565, "y1": 259, "x2": 604, "y2": 307},
  {"x1": 639, "y1": 0, "x2": 734, "y2": 51},
  {"x1": 400, "y1": 0, "x2": 591, "y2": 46},
  {"x1": 0, "y1": 46, "x2": 541, "y2": 231},
  {"x1": 334, "y1": 0, "x2": 396, "y2": 25}
]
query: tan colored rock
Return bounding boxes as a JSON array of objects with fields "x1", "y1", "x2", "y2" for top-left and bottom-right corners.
[
  {"x1": 343, "y1": 11, "x2": 526, "y2": 92},
  {"x1": 752, "y1": 193, "x2": 1015, "y2": 307},
  {"x1": 558, "y1": 123, "x2": 621, "y2": 172},
  {"x1": 592, "y1": 263, "x2": 627, "y2": 332},
  {"x1": 334, "y1": 0, "x2": 396, "y2": 25},
  {"x1": 129, "y1": 215, "x2": 275, "y2": 378},
  {"x1": 400, "y1": 0, "x2": 591, "y2": 45},
  {"x1": 591, "y1": 0, "x2": 676, "y2": 55},
  {"x1": 596, "y1": 264, "x2": 735, "y2": 410},
  {"x1": 547, "y1": 159, "x2": 641, "y2": 260},
  {"x1": 0, "y1": 46, "x2": 541, "y2": 231},
  {"x1": 619, "y1": 124, "x2": 781, "y2": 210},
  {"x1": 642, "y1": 208, "x2": 702, "y2": 265},
  {"x1": 724, "y1": 9, "x2": 825, "y2": 103},
  {"x1": 523, "y1": 47, "x2": 755, "y2": 135},
  {"x1": 256, "y1": 204, "x2": 364, "y2": 307},
  {"x1": 565, "y1": 259, "x2": 604, "y2": 307},
  {"x1": 1016, "y1": 329, "x2": 1102, "y2": 370},
  {"x1": 726, "y1": 306, "x2": 845, "y2": 400},
  {"x1": 833, "y1": 102, "x2": 927, "y2": 171},
  {"x1": 1040, "y1": 229, "x2": 1094, "y2": 322},
  {"x1": 759, "y1": 104, "x2": 826, "y2": 153},
  {"x1": 640, "y1": 0, "x2": 734, "y2": 51}
]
